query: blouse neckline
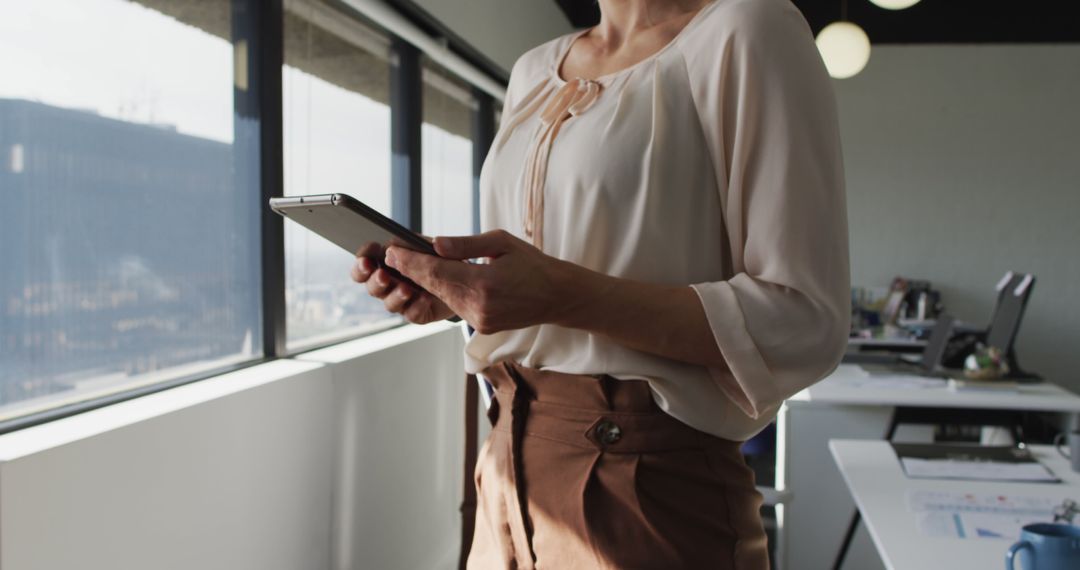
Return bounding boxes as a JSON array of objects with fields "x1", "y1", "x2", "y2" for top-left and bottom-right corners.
[{"x1": 551, "y1": 0, "x2": 719, "y2": 87}]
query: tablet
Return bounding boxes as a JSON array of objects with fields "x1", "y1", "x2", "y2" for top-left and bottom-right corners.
[{"x1": 268, "y1": 193, "x2": 436, "y2": 280}]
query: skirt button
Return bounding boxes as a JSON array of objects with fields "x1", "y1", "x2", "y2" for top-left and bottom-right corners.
[{"x1": 595, "y1": 420, "x2": 622, "y2": 445}]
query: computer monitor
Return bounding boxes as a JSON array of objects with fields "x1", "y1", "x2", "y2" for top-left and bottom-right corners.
[
  {"x1": 986, "y1": 272, "x2": 1035, "y2": 359},
  {"x1": 920, "y1": 314, "x2": 955, "y2": 373},
  {"x1": 993, "y1": 271, "x2": 1016, "y2": 310}
]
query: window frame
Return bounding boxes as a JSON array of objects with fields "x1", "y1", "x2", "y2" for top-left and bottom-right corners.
[{"x1": 0, "y1": 0, "x2": 502, "y2": 434}]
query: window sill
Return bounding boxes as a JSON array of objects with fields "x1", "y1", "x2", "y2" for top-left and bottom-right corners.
[
  {"x1": 0, "y1": 320, "x2": 463, "y2": 463},
  {"x1": 294, "y1": 319, "x2": 462, "y2": 364}
]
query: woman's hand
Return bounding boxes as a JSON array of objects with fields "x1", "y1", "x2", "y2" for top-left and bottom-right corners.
[
  {"x1": 384, "y1": 230, "x2": 730, "y2": 370},
  {"x1": 384, "y1": 230, "x2": 587, "y2": 334},
  {"x1": 351, "y1": 242, "x2": 456, "y2": 324}
]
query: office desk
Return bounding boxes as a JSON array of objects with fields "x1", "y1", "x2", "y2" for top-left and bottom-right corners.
[
  {"x1": 848, "y1": 337, "x2": 927, "y2": 350},
  {"x1": 792, "y1": 365, "x2": 1079, "y2": 411},
  {"x1": 775, "y1": 365, "x2": 1080, "y2": 570},
  {"x1": 829, "y1": 440, "x2": 1080, "y2": 570}
]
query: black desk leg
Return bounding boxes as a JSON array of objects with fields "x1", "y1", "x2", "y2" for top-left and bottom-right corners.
[
  {"x1": 832, "y1": 510, "x2": 862, "y2": 570},
  {"x1": 833, "y1": 409, "x2": 898, "y2": 570}
]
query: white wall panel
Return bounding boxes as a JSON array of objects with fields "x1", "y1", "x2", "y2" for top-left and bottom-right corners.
[
  {"x1": 0, "y1": 324, "x2": 467, "y2": 570},
  {"x1": 299, "y1": 323, "x2": 467, "y2": 570}
]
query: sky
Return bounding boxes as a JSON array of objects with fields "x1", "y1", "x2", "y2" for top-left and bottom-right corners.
[{"x1": 0, "y1": 0, "x2": 235, "y2": 142}]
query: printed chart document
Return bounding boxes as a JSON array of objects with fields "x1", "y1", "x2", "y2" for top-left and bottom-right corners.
[
  {"x1": 892, "y1": 443, "x2": 1059, "y2": 483},
  {"x1": 907, "y1": 491, "x2": 1059, "y2": 540}
]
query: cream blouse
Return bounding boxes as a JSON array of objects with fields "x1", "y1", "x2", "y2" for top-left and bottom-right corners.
[{"x1": 464, "y1": 0, "x2": 850, "y2": 441}]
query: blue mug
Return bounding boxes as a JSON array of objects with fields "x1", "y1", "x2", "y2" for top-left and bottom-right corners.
[{"x1": 1006, "y1": 523, "x2": 1080, "y2": 569}]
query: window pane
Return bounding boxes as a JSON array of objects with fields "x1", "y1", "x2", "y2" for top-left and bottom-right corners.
[
  {"x1": 422, "y1": 60, "x2": 475, "y2": 238},
  {"x1": 283, "y1": 0, "x2": 398, "y2": 348},
  {"x1": 0, "y1": 0, "x2": 260, "y2": 421}
]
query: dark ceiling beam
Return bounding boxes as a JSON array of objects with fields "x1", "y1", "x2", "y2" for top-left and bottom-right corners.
[
  {"x1": 554, "y1": 0, "x2": 599, "y2": 28},
  {"x1": 552, "y1": 0, "x2": 1080, "y2": 44}
]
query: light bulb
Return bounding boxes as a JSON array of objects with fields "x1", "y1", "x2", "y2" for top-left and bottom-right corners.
[
  {"x1": 815, "y1": 21, "x2": 871, "y2": 79},
  {"x1": 869, "y1": 0, "x2": 921, "y2": 9}
]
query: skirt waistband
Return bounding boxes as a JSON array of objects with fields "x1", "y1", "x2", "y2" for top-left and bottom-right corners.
[{"x1": 480, "y1": 361, "x2": 735, "y2": 454}]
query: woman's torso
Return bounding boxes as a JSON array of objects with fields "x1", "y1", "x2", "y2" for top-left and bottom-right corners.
[{"x1": 465, "y1": 0, "x2": 772, "y2": 441}]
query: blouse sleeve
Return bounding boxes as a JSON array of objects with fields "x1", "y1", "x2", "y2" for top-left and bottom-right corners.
[{"x1": 682, "y1": 0, "x2": 851, "y2": 419}]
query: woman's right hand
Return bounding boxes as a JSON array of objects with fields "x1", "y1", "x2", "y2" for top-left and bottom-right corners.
[{"x1": 350, "y1": 242, "x2": 456, "y2": 324}]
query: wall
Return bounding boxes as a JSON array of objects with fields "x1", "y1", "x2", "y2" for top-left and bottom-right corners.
[
  {"x1": 0, "y1": 323, "x2": 466, "y2": 570},
  {"x1": 836, "y1": 44, "x2": 1080, "y2": 392},
  {"x1": 410, "y1": 0, "x2": 574, "y2": 73},
  {"x1": 298, "y1": 325, "x2": 467, "y2": 570}
]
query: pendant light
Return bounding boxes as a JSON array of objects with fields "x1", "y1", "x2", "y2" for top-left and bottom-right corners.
[
  {"x1": 815, "y1": 0, "x2": 871, "y2": 79},
  {"x1": 869, "y1": 0, "x2": 921, "y2": 10}
]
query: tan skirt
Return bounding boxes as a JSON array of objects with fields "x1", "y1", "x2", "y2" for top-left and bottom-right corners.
[{"x1": 466, "y1": 361, "x2": 769, "y2": 569}]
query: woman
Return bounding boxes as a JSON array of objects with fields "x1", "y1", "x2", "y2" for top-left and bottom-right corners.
[{"x1": 352, "y1": 0, "x2": 849, "y2": 567}]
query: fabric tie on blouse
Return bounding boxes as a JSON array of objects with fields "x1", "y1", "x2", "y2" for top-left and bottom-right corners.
[{"x1": 496, "y1": 78, "x2": 602, "y2": 250}]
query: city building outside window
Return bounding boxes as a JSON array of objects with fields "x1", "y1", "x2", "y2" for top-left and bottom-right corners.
[
  {"x1": 282, "y1": 0, "x2": 399, "y2": 349},
  {"x1": 0, "y1": 0, "x2": 261, "y2": 422}
]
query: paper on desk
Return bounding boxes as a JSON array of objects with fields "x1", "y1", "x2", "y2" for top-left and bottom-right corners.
[
  {"x1": 916, "y1": 512, "x2": 1045, "y2": 540},
  {"x1": 901, "y1": 457, "x2": 1058, "y2": 482},
  {"x1": 907, "y1": 490, "x2": 1058, "y2": 515},
  {"x1": 907, "y1": 491, "x2": 1058, "y2": 541}
]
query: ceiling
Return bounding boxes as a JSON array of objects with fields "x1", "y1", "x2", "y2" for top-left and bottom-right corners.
[{"x1": 553, "y1": 0, "x2": 1080, "y2": 43}]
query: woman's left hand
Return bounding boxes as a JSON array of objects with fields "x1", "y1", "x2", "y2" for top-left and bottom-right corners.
[{"x1": 384, "y1": 230, "x2": 583, "y2": 334}]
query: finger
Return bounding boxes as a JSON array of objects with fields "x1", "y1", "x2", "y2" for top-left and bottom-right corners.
[
  {"x1": 385, "y1": 246, "x2": 474, "y2": 296},
  {"x1": 403, "y1": 295, "x2": 433, "y2": 323},
  {"x1": 360, "y1": 256, "x2": 377, "y2": 274},
  {"x1": 354, "y1": 242, "x2": 383, "y2": 259},
  {"x1": 383, "y1": 282, "x2": 415, "y2": 313},
  {"x1": 433, "y1": 230, "x2": 515, "y2": 260},
  {"x1": 366, "y1": 268, "x2": 395, "y2": 298},
  {"x1": 351, "y1": 256, "x2": 377, "y2": 283},
  {"x1": 352, "y1": 242, "x2": 383, "y2": 283}
]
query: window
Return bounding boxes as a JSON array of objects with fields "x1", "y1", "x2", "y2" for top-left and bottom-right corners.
[
  {"x1": 422, "y1": 60, "x2": 476, "y2": 238},
  {"x1": 0, "y1": 0, "x2": 260, "y2": 421},
  {"x1": 0, "y1": 0, "x2": 502, "y2": 427},
  {"x1": 282, "y1": 0, "x2": 399, "y2": 349}
]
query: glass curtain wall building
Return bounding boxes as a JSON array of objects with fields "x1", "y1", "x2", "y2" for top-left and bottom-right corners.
[{"x1": 0, "y1": 0, "x2": 261, "y2": 422}]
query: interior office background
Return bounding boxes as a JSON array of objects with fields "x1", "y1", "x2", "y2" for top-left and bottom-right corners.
[{"x1": 0, "y1": 0, "x2": 1077, "y2": 569}]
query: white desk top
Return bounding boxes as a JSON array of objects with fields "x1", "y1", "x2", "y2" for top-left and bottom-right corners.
[
  {"x1": 789, "y1": 365, "x2": 1080, "y2": 412},
  {"x1": 849, "y1": 337, "x2": 927, "y2": 348},
  {"x1": 829, "y1": 440, "x2": 1080, "y2": 570}
]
